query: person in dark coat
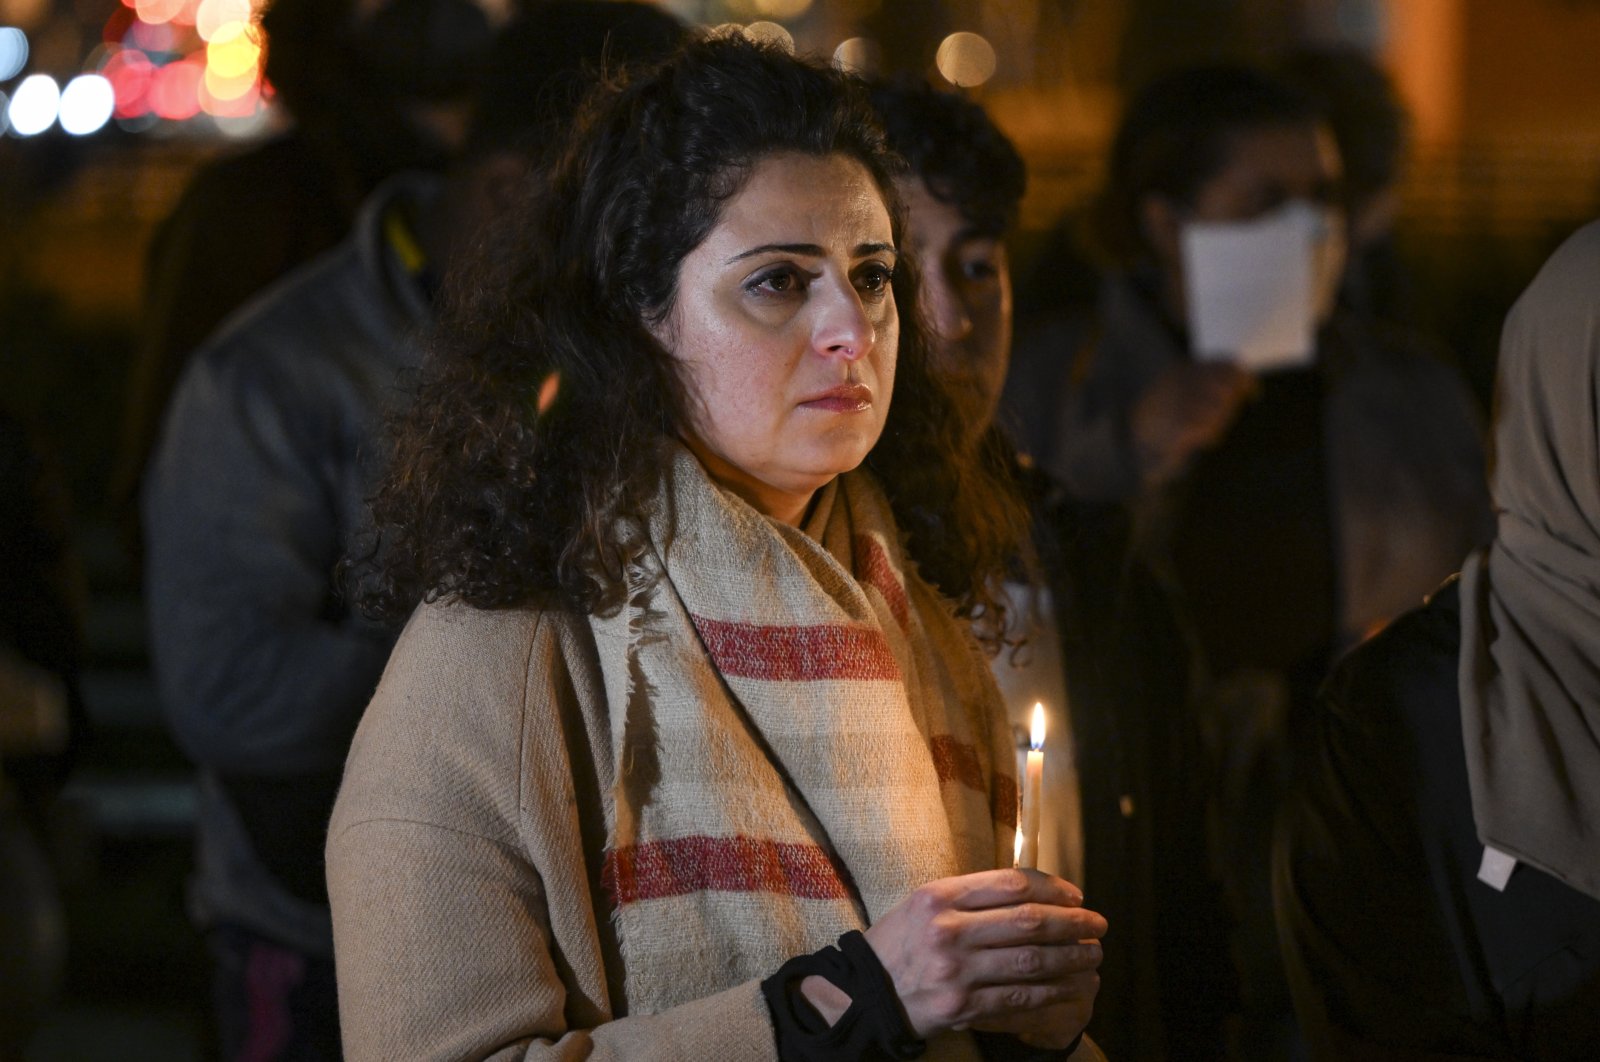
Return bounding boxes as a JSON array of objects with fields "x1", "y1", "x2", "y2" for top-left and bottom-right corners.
[
  {"x1": 870, "y1": 78, "x2": 1238, "y2": 1061},
  {"x1": 141, "y1": 10, "x2": 684, "y2": 1057},
  {"x1": 1039, "y1": 65, "x2": 1493, "y2": 1058},
  {"x1": 1274, "y1": 219, "x2": 1600, "y2": 1060}
]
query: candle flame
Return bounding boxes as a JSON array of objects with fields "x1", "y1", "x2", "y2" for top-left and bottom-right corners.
[
  {"x1": 1030, "y1": 702, "x2": 1046, "y2": 750},
  {"x1": 1014, "y1": 825, "x2": 1023, "y2": 867}
]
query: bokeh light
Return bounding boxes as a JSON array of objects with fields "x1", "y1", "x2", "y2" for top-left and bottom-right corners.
[
  {"x1": 206, "y1": 21, "x2": 259, "y2": 79},
  {"x1": 832, "y1": 37, "x2": 880, "y2": 75},
  {"x1": 935, "y1": 31, "x2": 996, "y2": 88},
  {"x1": 0, "y1": 0, "x2": 50, "y2": 31},
  {"x1": 105, "y1": 48, "x2": 154, "y2": 117},
  {"x1": 125, "y1": 17, "x2": 176, "y2": 56},
  {"x1": 202, "y1": 60, "x2": 253, "y2": 102},
  {"x1": 149, "y1": 55, "x2": 202, "y2": 120},
  {"x1": 196, "y1": 0, "x2": 251, "y2": 41},
  {"x1": 213, "y1": 106, "x2": 268, "y2": 139},
  {"x1": 0, "y1": 89, "x2": 8, "y2": 134},
  {"x1": 6, "y1": 72, "x2": 58, "y2": 135},
  {"x1": 743, "y1": 21, "x2": 794, "y2": 53},
  {"x1": 58, "y1": 73, "x2": 114, "y2": 134},
  {"x1": 200, "y1": 67, "x2": 257, "y2": 116},
  {"x1": 752, "y1": 0, "x2": 813, "y2": 18},
  {"x1": 136, "y1": 0, "x2": 188, "y2": 26},
  {"x1": 0, "y1": 26, "x2": 28, "y2": 81}
]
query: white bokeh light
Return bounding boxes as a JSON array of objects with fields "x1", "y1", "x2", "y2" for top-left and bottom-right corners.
[
  {"x1": 743, "y1": 21, "x2": 794, "y2": 53},
  {"x1": 935, "y1": 32, "x2": 997, "y2": 88},
  {"x1": 59, "y1": 74, "x2": 114, "y2": 135},
  {"x1": 6, "y1": 72, "x2": 58, "y2": 136},
  {"x1": 832, "y1": 37, "x2": 880, "y2": 75},
  {"x1": 0, "y1": 26, "x2": 27, "y2": 81}
]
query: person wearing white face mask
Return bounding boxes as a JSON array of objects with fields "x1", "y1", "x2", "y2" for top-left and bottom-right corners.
[{"x1": 1047, "y1": 65, "x2": 1494, "y2": 1059}]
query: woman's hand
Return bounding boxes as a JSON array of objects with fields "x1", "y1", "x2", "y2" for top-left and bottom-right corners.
[
  {"x1": 857, "y1": 867, "x2": 1105, "y2": 1046},
  {"x1": 1131, "y1": 361, "x2": 1256, "y2": 488}
]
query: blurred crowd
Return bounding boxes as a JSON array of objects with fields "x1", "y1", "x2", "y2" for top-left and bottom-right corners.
[{"x1": 3, "y1": 1, "x2": 1597, "y2": 1060}]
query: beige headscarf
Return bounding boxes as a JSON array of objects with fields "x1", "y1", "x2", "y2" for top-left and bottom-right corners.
[{"x1": 1459, "y1": 219, "x2": 1600, "y2": 903}]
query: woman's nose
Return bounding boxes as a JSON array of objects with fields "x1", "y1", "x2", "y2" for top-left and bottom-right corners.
[
  {"x1": 812, "y1": 283, "x2": 875, "y2": 361},
  {"x1": 923, "y1": 270, "x2": 973, "y2": 342}
]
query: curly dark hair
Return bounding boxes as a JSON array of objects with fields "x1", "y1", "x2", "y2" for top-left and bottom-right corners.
[
  {"x1": 352, "y1": 33, "x2": 1030, "y2": 640},
  {"x1": 867, "y1": 79, "x2": 1027, "y2": 238},
  {"x1": 1092, "y1": 64, "x2": 1320, "y2": 266}
]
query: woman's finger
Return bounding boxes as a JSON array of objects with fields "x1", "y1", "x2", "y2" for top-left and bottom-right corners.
[
  {"x1": 944, "y1": 900, "x2": 1107, "y2": 949},
  {"x1": 937, "y1": 867, "x2": 1084, "y2": 911},
  {"x1": 957, "y1": 940, "x2": 1104, "y2": 986},
  {"x1": 949, "y1": 970, "x2": 1101, "y2": 1026}
]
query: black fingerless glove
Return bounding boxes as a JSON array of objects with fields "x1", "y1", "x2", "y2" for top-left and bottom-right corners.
[{"x1": 761, "y1": 929, "x2": 926, "y2": 1061}]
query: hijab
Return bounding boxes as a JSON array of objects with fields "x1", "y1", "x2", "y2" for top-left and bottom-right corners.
[{"x1": 1458, "y1": 219, "x2": 1600, "y2": 902}]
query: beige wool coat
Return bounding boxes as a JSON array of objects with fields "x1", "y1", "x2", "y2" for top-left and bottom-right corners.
[{"x1": 328, "y1": 602, "x2": 781, "y2": 1059}]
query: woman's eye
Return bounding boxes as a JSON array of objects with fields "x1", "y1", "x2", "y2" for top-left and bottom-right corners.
[
  {"x1": 961, "y1": 258, "x2": 999, "y2": 282},
  {"x1": 747, "y1": 267, "x2": 807, "y2": 297},
  {"x1": 856, "y1": 262, "x2": 896, "y2": 295}
]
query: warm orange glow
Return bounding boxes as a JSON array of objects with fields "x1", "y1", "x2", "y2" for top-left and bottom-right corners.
[
  {"x1": 206, "y1": 22, "x2": 259, "y2": 79},
  {"x1": 536, "y1": 372, "x2": 561, "y2": 414},
  {"x1": 200, "y1": 70, "x2": 258, "y2": 115},
  {"x1": 1384, "y1": 0, "x2": 1463, "y2": 149},
  {"x1": 203, "y1": 61, "x2": 255, "y2": 101},
  {"x1": 1030, "y1": 702, "x2": 1045, "y2": 750}
]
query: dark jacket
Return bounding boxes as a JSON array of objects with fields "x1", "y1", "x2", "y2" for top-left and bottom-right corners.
[
  {"x1": 143, "y1": 174, "x2": 437, "y2": 955},
  {"x1": 1275, "y1": 581, "x2": 1600, "y2": 1059},
  {"x1": 1036, "y1": 482, "x2": 1238, "y2": 1060},
  {"x1": 1052, "y1": 274, "x2": 1492, "y2": 650}
]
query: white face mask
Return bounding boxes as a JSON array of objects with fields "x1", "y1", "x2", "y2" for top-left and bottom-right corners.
[{"x1": 1179, "y1": 200, "x2": 1347, "y2": 372}]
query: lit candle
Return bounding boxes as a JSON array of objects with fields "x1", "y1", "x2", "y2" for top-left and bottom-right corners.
[{"x1": 1018, "y1": 702, "x2": 1045, "y2": 868}]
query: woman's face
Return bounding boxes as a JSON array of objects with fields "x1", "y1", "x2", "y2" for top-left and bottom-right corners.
[
  {"x1": 661, "y1": 151, "x2": 899, "y2": 524},
  {"x1": 898, "y1": 176, "x2": 1011, "y2": 453}
]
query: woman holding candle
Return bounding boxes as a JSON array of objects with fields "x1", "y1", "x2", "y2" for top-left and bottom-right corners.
[{"x1": 327, "y1": 35, "x2": 1104, "y2": 1061}]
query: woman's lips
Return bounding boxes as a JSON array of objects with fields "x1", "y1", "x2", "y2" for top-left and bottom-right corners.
[{"x1": 800, "y1": 383, "x2": 873, "y2": 413}]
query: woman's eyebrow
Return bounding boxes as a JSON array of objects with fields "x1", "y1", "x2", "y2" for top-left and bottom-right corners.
[{"x1": 725, "y1": 241, "x2": 899, "y2": 264}]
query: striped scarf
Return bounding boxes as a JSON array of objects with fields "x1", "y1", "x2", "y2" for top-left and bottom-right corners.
[{"x1": 590, "y1": 448, "x2": 1017, "y2": 1053}]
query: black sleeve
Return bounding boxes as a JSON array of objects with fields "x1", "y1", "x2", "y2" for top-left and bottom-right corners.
[{"x1": 1273, "y1": 598, "x2": 1513, "y2": 1060}]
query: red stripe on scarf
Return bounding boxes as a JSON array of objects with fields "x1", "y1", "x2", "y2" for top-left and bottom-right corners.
[
  {"x1": 852, "y1": 534, "x2": 910, "y2": 630},
  {"x1": 932, "y1": 734, "x2": 1019, "y2": 829},
  {"x1": 603, "y1": 836, "x2": 852, "y2": 905},
  {"x1": 930, "y1": 734, "x2": 986, "y2": 791},
  {"x1": 691, "y1": 616, "x2": 901, "y2": 681},
  {"x1": 993, "y1": 774, "x2": 1019, "y2": 830}
]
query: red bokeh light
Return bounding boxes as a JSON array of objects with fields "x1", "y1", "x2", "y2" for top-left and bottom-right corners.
[
  {"x1": 149, "y1": 56, "x2": 203, "y2": 120},
  {"x1": 103, "y1": 6, "x2": 136, "y2": 44},
  {"x1": 105, "y1": 49, "x2": 155, "y2": 118}
]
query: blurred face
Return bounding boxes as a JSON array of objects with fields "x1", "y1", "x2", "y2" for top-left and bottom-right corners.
[
  {"x1": 900, "y1": 178, "x2": 1012, "y2": 451},
  {"x1": 1190, "y1": 123, "x2": 1342, "y2": 222},
  {"x1": 1145, "y1": 122, "x2": 1346, "y2": 320},
  {"x1": 660, "y1": 152, "x2": 899, "y2": 525}
]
